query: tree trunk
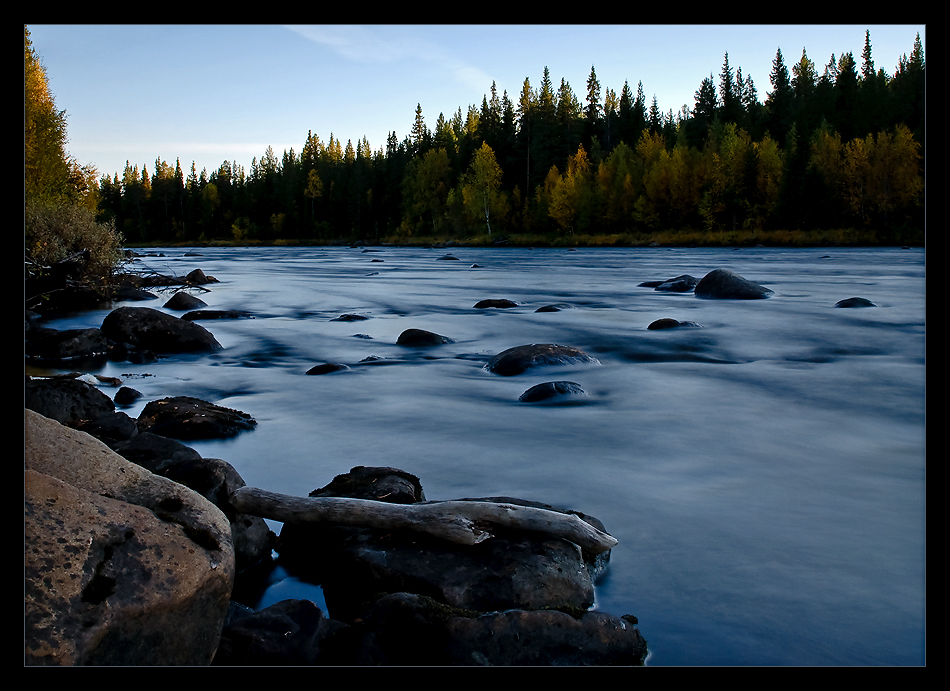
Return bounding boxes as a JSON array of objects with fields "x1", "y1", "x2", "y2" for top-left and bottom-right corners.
[{"x1": 229, "y1": 487, "x2": 617, "y2": 554}]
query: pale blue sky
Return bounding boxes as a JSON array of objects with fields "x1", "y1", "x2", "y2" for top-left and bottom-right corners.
[{"x1": 26, "y1": 24, "x2": 925, "y2": 182}]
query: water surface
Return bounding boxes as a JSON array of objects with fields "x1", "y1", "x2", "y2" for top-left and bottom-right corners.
[{"x1": 33, "y1": 245, "x2": 925, "y2": 665}]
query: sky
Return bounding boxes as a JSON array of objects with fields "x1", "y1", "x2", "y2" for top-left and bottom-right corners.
[{"x1": 26, "y1": 24, "x2": 926, "y2": 182}]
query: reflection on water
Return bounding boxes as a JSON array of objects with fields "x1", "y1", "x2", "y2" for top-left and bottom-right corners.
[{"x1": 35, "y1": 245, "x2": 925, "y2": 665}]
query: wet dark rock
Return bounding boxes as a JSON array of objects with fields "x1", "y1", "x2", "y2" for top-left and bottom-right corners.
[
  {"x1": 518, "y1": 381, "x2": 589, "y2": 403},
  {"x1": 182, "y1": 310, "x2": 253, "y2": 320},
  {"x1": 439, "y1": 254, "x2": 459, "y2": 260},
  {"x1": 396, "y1": 328, "x2": 455, "y2": 346},
  {"x1": 114, "y1": 386, "x2": 143, "y2": 405},
  {"x1": 111, "y1": 430, "x2": 203, "y2": 474},
  {"x1": 163, "y1": 291, "x2": 208, "y2": 310},
  {"x1": 485, "y1": 344, "x2": 599, "y2": 376},
  {"x1": 330, "y1": 313, "x2": 369, "y2": 322},
  {"x1": 694, "y1": 268, "x2": 773, "y2": 299},
  {"x1": 350, "y1": 592, "x2": 648, "y2": 666},
  {"x1": 647, "y1": 318, "x2": 703, "y2": 330},
  {"x1": 101, "y1": 306, "x2": 222, "y2": 353},
  {"x1": 474, "y1": 298, "x2": 518, "y2": 309},
  {"x1": 275, "y1": 468, "x2": 609, "y2": 624},
  {"x1": 638, "y1": 274, "x2": 699, "y2": 292},
  {"x1": 25, "y1": 325, "x2": 111, "y2": 363},
  {"x1": 834, "y1": 297, "x2": 876, "y2": 308},
  {"x1": 535, "y1": 303, "x2": 572, "y2": 312},
  {"x1": 136, "y1": 395, "x2": 257, "y2": 440},
  {"x1": 306, "y1": 363, "x2": 351, "y2": 375},
  {"x1": 74, "y1": 410, "x2": 139, "y2": 445},
  {"x1": 25, "y1": 377, "x2": 116, "y2": 427},
  {"x1": 185, "y1": 268, "x2": 218, "y2": 284},
  {"x1": 213, "y1": 599, "x2": 350, "y2": 666}
]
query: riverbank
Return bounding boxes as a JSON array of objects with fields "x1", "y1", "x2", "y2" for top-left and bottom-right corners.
[{"x1": 125, "y1": 226, "x2": 924, "y2": 251}]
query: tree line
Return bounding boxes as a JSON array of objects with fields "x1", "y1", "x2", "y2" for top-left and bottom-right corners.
[{"x1": 47, "y1": 29, "x2": 927, "y2": 248}]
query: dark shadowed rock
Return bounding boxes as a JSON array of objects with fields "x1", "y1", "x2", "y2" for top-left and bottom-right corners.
[
  {"x1": 185, "y1": 268, "x2": 218, "y2": 284},
  {"x1": 25, "y1": 325, "x2": 112, "y2": 363},
  {"x1": 114, "y1": 386, "x2": 143, "y2": 405},
  {"x1": 213, "y1": 599, "x2": 349, "y2": 666},
  {"x1": 331, "y1": 313, "x2": 369, "y2": 322},
  {"x1": 136, "y1": 396, "x2": 257, "y2": 440},
  {"x1": 164, "y1": 291, "x2": 208, "y2": 310},
  {"x1": 485, "y1": 344, "x2": 599, "y2": 376},
  {"x1": 101, "y1": 306, "x2": 222, "y2": 353},
  {"x1": 306, "y1": 363, "x2": 351, "y2": 375},
  {"x1": 648, "y1": 318, "x2": 703, "y2": 330},
  {"x1": 834, "y1": 297, "x2": 876, "y2": 308},
  {"x1": 535, "y1": 303, "x2": 572, "y2": 312},
  {"x1": 349, "y1": 592, "x2": 648, "y2": 666},
  {"x1": 473, "y1": 299, "x2": 518, "y2": 309},
  {"x1": 25, "y1": 377, "x2": 116, "y2": 426},
  {"x1": 694, "y1": 269, "x2": 773, "y2": 299},
  {"x1": 396, "y1": 328, "x2": 455, "y2": 346},
  {"x1": 639, "y1": 274, "x2": 699, "y2": 292},
  {"x1": 518, "y1": 381, "x2": 589, "y2": 403}
]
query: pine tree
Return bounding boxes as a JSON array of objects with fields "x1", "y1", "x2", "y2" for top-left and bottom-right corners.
[{"x1": 765, "y1": 48, "x2": 794, "y2": 147}]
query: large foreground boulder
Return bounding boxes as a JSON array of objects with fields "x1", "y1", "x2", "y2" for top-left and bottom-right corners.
[
  {"x1": 24, "y1": 410, "x2": 235, "y2": 665},
  {"x1": 101, "y1": 306, "x2": 222, "y2": 353},
  {"x1": 694, "y1": 268, "x2": 773, "y2": 299},
  {"x1": 275, "y1": 467, "x2": 609, "y2": 624}
]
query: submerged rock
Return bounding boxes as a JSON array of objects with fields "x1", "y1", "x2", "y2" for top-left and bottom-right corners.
[
  {"x1": 647, "y1": 318, "x2": 703, "y2": 330},
  {"x1": 306, "y1": 363, "x2": 351, "y2": 375},
  {"x1": 163, "y1": 291, "x2": 208, "y2": 310},
  {"x1": 485, "y1": 344, "x2": 599, "y2": 376},
  {"x1": 834, "y1": 297, "x2": 876, "y2": 308},
  {"x1": 473, "y1": 299, "x2": 518, "y2": 309},
  {"x1": 396, "y1": 328, "x2": 455, "y2": 346},
  {"x1": 694, "y1": 269, "x2": 773, "y2": 299},
  {"x1": 518, "y1": 381, "x2": 589, "y2": 403}
]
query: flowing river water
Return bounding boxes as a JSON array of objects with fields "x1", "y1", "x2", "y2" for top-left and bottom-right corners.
[{"x1": 29, "y1": 244, "x2": 926, "y2": 665}]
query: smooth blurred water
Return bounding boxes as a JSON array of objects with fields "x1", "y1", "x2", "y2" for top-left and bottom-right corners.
[{"x1": 33, "y1": 244, "x2": 926, "y2": 665}]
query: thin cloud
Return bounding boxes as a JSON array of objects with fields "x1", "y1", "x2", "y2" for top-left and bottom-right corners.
[{"x1": 285, "y1": 25, "x2": 493, "y2": 93}]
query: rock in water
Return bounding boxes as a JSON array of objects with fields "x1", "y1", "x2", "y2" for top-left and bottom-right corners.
[
  {"x1": 518, "y1": 381, "x2": 589, "y2": 403},
  {"x1": 485, "y1": 344, "x2": 599, "y2": 376},
  {"x1": 136, "y1": 396, "x2": 257, "y2": 440},
  {"x1": 834, "y1": 297, "x2": 876, "y2": 308},
  {"x1": 396, "y1": 328, "x2": 455, "y2": 346},
  {"x1": 473, "y1": 299, "x2": 518, "y2": 309},
  {"x1": 101, "y1": 306, "x2": 222, "y2": 353},
  {"x1": 694, "y1": 269, "x2": 773, "y2": 299}
]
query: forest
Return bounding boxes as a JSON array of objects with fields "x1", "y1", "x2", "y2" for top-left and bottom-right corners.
[{"x1": 28, "y1": 28, "x2": 925, "y2": 253}]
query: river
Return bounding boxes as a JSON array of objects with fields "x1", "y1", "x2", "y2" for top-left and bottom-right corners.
[{"x1": 30, "y1": 244, "x2": 926, "y2": 665}]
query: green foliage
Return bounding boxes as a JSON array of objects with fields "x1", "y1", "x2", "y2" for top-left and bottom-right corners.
[
  {"x1": 26, "y1": 201, "x2": 125, "y2": 283},
  {"x1": 82, "y1": 32, "x2": 923, "y2": 247}
]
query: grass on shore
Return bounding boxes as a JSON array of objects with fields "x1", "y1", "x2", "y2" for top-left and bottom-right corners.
[{"x1": 127, "y1": 226, "x2": 924, "y2": 249}]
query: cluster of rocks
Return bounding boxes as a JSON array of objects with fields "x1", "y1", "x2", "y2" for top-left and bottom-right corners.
[{"x1": 24, "y1": 375, "x2": 647, "y2": 665}]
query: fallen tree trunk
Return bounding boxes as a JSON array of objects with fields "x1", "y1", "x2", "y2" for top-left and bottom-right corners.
[{"x1": 229, "y1": 487, "x2": 618, "y2": 555}]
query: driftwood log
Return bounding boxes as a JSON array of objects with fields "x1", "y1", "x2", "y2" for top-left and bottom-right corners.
[{"x1": 229, "y1": 487, "x2": 618, "y2": 555}]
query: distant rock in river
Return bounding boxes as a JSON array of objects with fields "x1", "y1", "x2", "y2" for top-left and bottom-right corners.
[{"x1": 694, "y1": 269, "x2": 773, "y2": 299}]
